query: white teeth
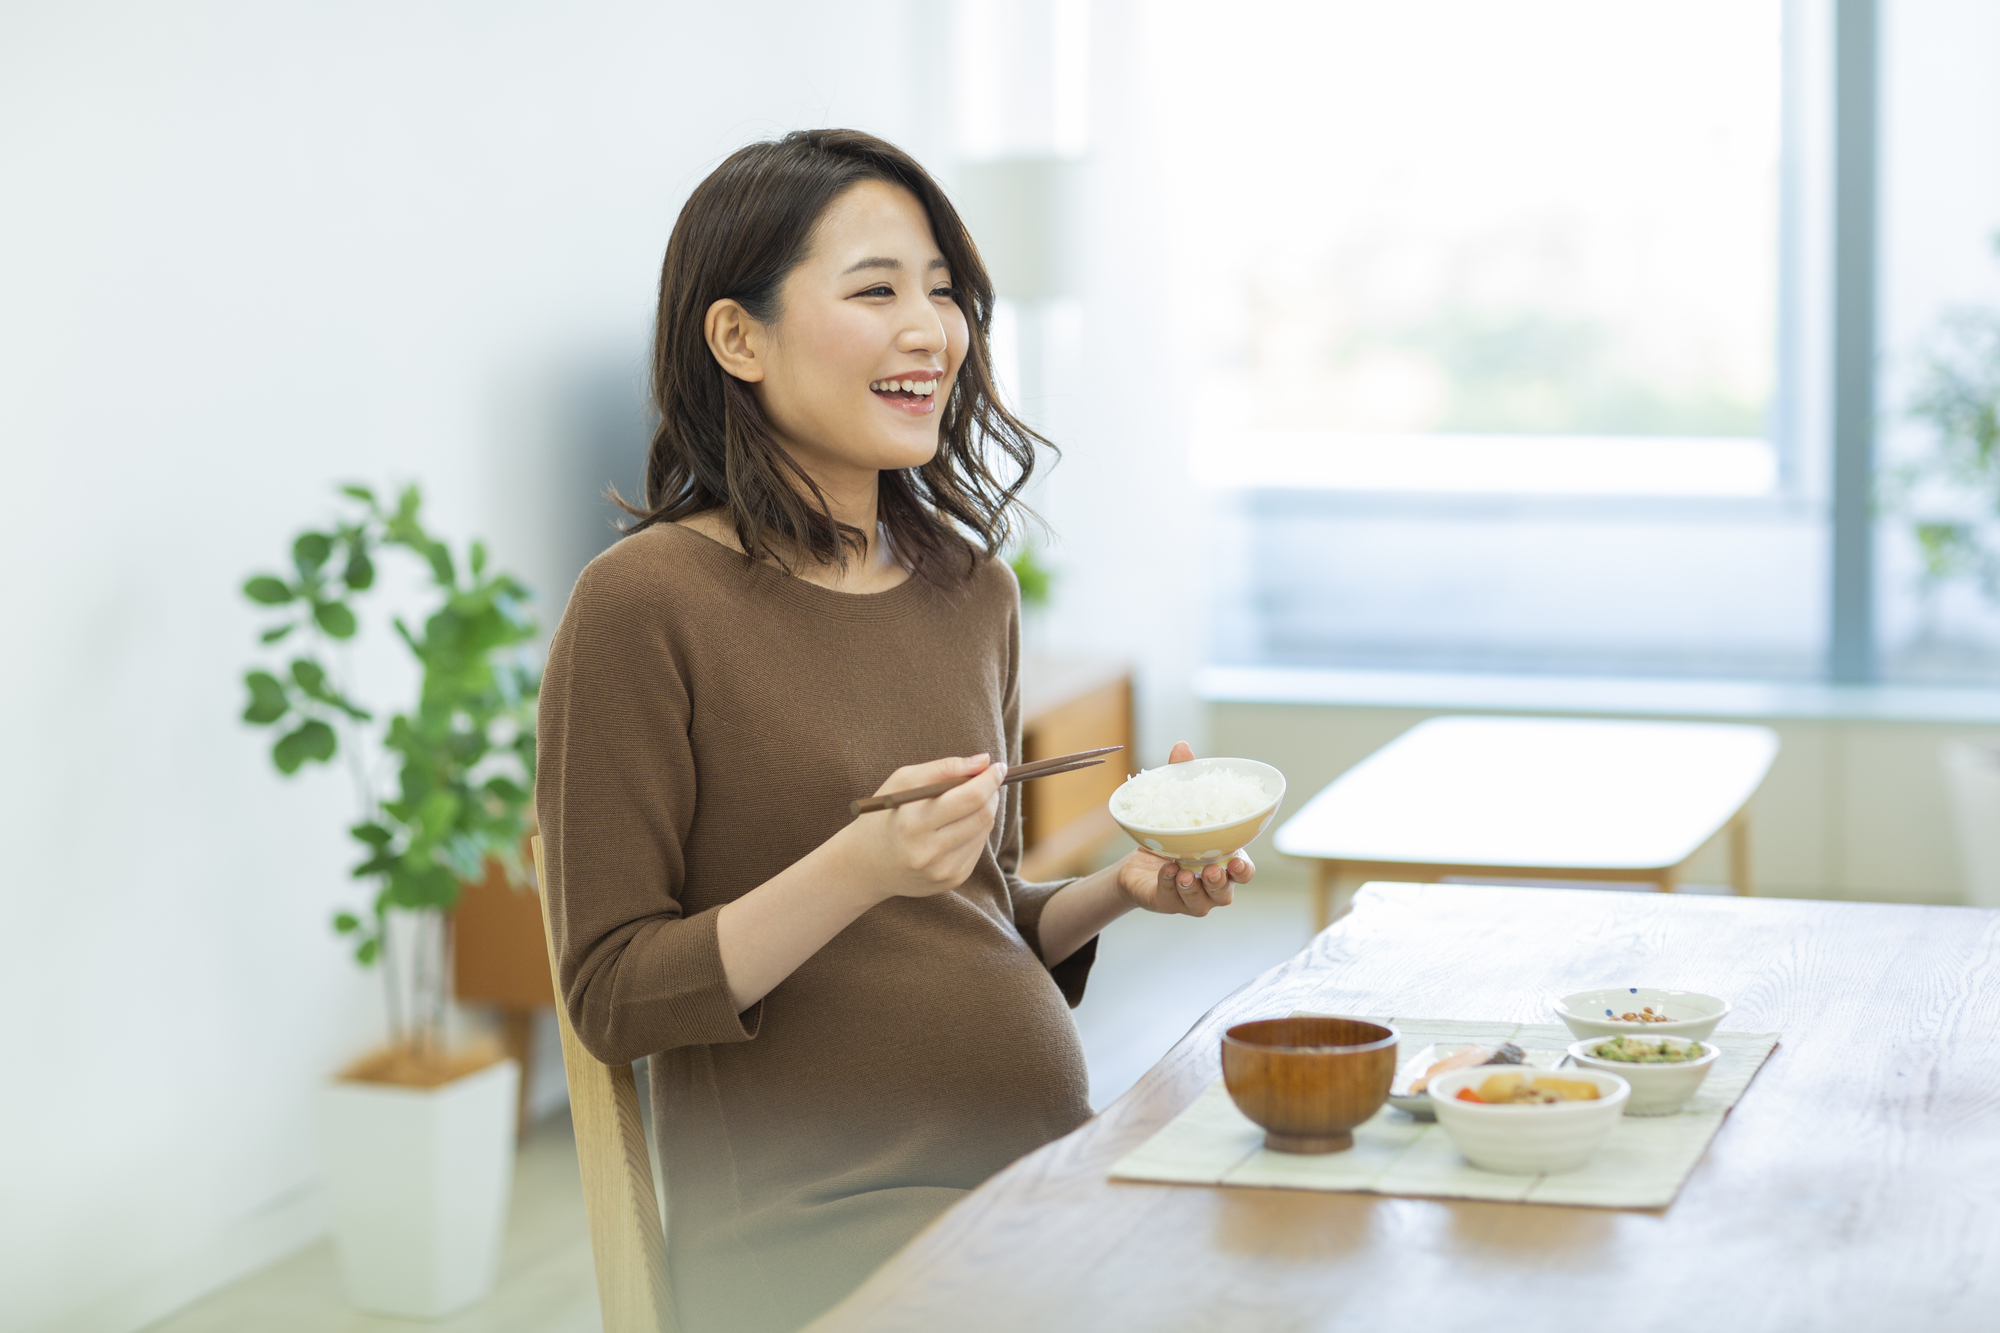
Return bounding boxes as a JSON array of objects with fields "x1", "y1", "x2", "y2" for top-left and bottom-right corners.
[{"x1": 872, "y1": 378, "x2": 937, "y2": 394}]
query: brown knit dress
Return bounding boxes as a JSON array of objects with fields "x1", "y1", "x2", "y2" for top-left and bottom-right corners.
[{"x1": 535, "y1": 523, "x2": 1097, "y2": 1333}]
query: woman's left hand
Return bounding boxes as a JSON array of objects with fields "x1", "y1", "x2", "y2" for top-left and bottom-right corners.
[{"x1": 1113, "y1": 742, "x2": 1257, "y2": 917}]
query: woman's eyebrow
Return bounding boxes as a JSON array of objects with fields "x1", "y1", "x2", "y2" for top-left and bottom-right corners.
[{"x1": 838, "y1": 256, "x2": 950, "y2": 275}]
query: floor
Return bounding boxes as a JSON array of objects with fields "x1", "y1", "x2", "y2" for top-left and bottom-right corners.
[
  {"x1": 145, "y1": 878, "x2": 1318, "y2": 1331},
  {"x1": 1074, "y1": 874, "x2": 1316, "y2": 1107},
  {"x1": 147, "y1": 1112, "x2": 603, "y2": 1333}
]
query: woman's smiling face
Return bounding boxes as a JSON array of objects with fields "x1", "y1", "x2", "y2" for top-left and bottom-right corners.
[{"x1": 729, "y1": 179, "x2": 969, "y2": 488}]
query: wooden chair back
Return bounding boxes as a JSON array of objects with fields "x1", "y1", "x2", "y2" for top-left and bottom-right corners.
[{"x1": 531, "y1": 835, "x2": 677, "y2": 1333}]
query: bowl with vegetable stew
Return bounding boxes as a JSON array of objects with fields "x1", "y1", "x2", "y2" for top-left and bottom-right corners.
[
  {"x1": 1566, "y1": 1035, "x2": 1720, "y2": 1115},
  {"x1": 1553, "y1": 987, "x2": 1731, "y2": 1041},
  {"x1": 1426, "y1": 1065, "x2": 1630, "y2": 1175}
]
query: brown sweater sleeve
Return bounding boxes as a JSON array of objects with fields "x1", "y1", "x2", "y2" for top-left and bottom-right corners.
[
  {"x1": 994, "y1": 571, "x2": 1098, "y2": 1009},
  {"x1": 536, "y1": 559, "x2": 759, "y2": 1065}
]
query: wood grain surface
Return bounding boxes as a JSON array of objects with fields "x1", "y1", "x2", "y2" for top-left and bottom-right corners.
[{"x1": 806, "y1": 883, "x2": 2000, "y2": 1333}]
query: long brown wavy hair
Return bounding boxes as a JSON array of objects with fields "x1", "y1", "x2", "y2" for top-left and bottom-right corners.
[{"x1": 622, "y1": 128, "x2": 1049, "y2": 586}]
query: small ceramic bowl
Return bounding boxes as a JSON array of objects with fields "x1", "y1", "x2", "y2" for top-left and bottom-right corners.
[
  {"x1": 1553, "y1": 988, "x2": 1732, "y2": 1041},
  {"x1": 1427, "y1": 1065, "x2": 1630, "y2": 1175},
  {"x1": 1566, "y1": 1036, "x2": 1720, "y2": 1115},
  {"x1": 1109, "y1": 757, "x2": 1285, "y2": 869},
  {"x1": 1221, "y1": 1016, "x2": 1398, "y2": 1154}
]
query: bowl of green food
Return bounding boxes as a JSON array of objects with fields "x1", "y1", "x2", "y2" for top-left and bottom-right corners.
[{"x1": 1565, "y1": 1035, "x2": 1720, "y2": 1115}]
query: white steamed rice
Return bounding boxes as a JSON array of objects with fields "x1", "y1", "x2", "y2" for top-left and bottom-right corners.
[{"x1": 1111, "y1": 766, "x2": 1270, "y2": 830}]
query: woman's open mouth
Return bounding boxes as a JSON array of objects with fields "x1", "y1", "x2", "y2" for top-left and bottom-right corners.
[{"x1": 870, "y1": 374, "x2": 942, "y2": 414}]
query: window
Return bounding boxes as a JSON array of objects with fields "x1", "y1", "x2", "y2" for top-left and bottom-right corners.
[{"x1": 1145, "y1": 0, "x2": 1831, "y2": 678}]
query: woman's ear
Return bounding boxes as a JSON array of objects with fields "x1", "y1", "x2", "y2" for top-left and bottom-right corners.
[{"x1": 705, "y1": 299, "x2": 766, "y2": 383}]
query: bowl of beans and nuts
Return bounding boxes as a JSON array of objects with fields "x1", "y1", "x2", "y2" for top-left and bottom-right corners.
[{"x1": 1552, "y1": 988, "x2": 1732, "y2": 1041}]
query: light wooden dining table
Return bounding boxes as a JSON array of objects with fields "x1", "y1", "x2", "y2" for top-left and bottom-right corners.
[
  {"x1": 807, "y1": 883, "x2": 2000, "y2": 1333},
  {"x1": 1274, "y1": 716, "x2": 1781, "y2": 931}
]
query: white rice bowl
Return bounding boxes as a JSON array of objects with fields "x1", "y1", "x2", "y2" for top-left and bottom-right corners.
[{"x1": 1111, "y1": 765, "x2": 1274, "y2": 831}]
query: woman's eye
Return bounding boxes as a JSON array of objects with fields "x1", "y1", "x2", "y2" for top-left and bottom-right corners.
[
  {"x1": 932, "y1": 285, "x2": 957, "y2": 299},
  {"x1": 861, "y1": 285, "x2": 894, "y2": 298}
]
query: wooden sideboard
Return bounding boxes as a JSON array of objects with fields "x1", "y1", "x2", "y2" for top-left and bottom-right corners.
[
  {"x1": 453, "y1": 850, "x2": 551, "y2": 1133},
  {"x1": 1018, "y1": 655, "x2": 1136, "y2": 881}
]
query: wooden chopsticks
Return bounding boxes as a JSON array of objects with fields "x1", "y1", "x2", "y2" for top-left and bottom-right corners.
[{"x1": 849, "y1": 746, "x2": 1125, "y2": 817}]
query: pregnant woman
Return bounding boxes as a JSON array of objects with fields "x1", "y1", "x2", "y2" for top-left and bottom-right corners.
[{"x1": 536, "y1": 128, "x2": 1255, "y2": 1333}]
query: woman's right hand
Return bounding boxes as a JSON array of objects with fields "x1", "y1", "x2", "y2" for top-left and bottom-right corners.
[
  {"x1": 839, "y1": 754, "x2": 1007, "y2": 901},
  {"x1": 714, "y1": 753, "x2": 1006, "y2": 1012}
]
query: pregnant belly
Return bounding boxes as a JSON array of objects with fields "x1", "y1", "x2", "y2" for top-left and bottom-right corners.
[{"x1": 700, "y1": 915, "x2": 1094, "y2": 1203}]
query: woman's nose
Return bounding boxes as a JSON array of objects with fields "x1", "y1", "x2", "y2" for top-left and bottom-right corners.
[{"x1": 896, "y1": 306, "x2": 945, "y2": 355}]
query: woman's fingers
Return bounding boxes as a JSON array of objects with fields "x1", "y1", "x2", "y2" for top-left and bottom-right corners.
[
  {"x1": 1175, "y1": 869, "x2": 1216, "y2": 915},
  {"x1": 876, "y1": 753, "x2": 992, "y2": 798},
  {"x1": 923, "y1": 758, "x2": 1005, "y2": 824},
  {"x1": 877, "y1": 754, "x2": 1004, "y2": 832},
  {"x1": 1168, "y1": 741, "x2": 1196, "y2": 764},
  {"x1": 906, "y1": 758, "x2": 1005, "y2": 847}
]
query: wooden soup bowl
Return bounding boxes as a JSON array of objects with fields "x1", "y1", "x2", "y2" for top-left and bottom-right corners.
[{"x1": 1221, "y1": 1017, "x2": 1399, "y2": 1154}]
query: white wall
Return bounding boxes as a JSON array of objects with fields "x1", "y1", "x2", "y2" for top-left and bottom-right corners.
[
  {"x1": 0, "y1": 6, "x2": 934, "y2": 1329},
  {"x1": 977, "y1": 0, "x2": 1211, "y2": 763}
]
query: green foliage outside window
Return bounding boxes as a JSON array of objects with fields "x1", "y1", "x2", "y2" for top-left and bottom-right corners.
[{"x1": 1891, "y1": 236, "x2": 2000, "y2": 607}]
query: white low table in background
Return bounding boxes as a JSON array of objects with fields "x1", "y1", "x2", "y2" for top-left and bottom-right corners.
[{"x1": 1273, "y1": 715, "x2": 1780, "y2": 930}]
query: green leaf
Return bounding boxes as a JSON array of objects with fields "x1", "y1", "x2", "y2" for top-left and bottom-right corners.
[
  {"x1": 333, "y1": 911, "x2": 360, "y2": 933},
  {"x1": 350, "y1": 821, "x2": 395, "y2": 847},
  {"x1": 291, "y1": 658, "x2": 328, "y2": 695},
  {"x1": 313, "y1": 600, "x2": 358, "y2": 639},
  {"x1": 424, "y1": 542, "x2": 455, "y2": 587},
  {"x1": 415, "y1": 789, "x2": 461, "y2": 838},
  {"x1": 470, "y1": 541, "x2": 488, "y2": 577},
  {"x1": 340, "y1": 483, "x2": 376, "y2": 504},
  {"x1": 343, "y1": 549, "x2": 375, "y2": 591},
  {"x1": 1010, "y1": 548, "x2": 1053, "y2": 607},
  {"x1": 259, "y1": 624, "x2": 296, "y2": 644},
  {"x1": 389, "y1": 860, "x2": 462, "y2": 911},
  {"x1": 272, "y1": 718, "x2": 338, "y2": 773},
  {"x1": 293, "y1": 532, "x2": 333, "y2": 577},
  {"x1": 243, "y1": 575, "x2": 294, "y2": 606},
  {"x1": 242, "y1": 671, "x2": 290, "y2": 725},
  {"x1": 482, "y1": 775, "x2": 526, "y2": 806},
  {"x1": 356, "y1": 937, "x2": 380, "y2": 965}
]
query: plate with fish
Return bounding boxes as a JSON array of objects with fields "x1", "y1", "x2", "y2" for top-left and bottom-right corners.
[{"x1": 1387, "y1": 1041, "x2": 1528, "y2": 1121}]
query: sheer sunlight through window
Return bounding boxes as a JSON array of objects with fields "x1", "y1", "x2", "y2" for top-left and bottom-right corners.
[
  {"x1": 1136, "y1": 0, "x2": 1825, "y2": 679},
  {"x1": 1148, "y1": 0, "x2": 1783, "y2": 498}
]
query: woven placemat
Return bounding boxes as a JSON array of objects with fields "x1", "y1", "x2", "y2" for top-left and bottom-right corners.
[{"x1": 1108, "y1": 1018, "x2": 1779, "y2": 1208}]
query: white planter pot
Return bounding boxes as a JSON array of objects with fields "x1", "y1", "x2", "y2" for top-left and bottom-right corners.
[
  {"x1": 317, "y1": 1057, "x2": 520, "y2": 1318},
  {"x1": 1942, "y1": 739, "x2": 2000, "y2": 909}
]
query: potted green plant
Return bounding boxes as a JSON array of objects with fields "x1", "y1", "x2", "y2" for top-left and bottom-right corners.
[
  {"x1": 1890, "y1": 235, "x2": 2000, "y2": 908},
  {"x1": 239, "y1": 482, "x2": 540, "y2": 1317}
]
